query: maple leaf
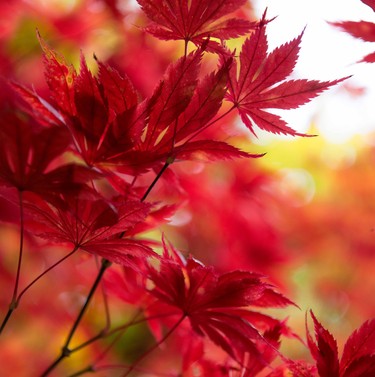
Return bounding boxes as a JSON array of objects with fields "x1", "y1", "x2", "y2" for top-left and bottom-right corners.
[
  {"x1": 137, "y1": 0, "x2": 256, "y2": 50},
  {"x1": 30, "y1": 35, "x2": 144, "y2": 168},
  {"x1": 306, "y1": 311, "x2": 340, "y2": 377},
  {"x1": 0, "y1": 79, "x2": 98, "y2": 206},
  {"x1": 331, "y1": 21, "x2": 375, "y2": 42},
  {"x1": 26, "y1": 188, "x2": 154, "y2": 267},
  {"x1": 330, "y1": 0, "x2": 375, "y2": 63},
  {"x1": 140, "y1": 48, "x2": 203, "y2": 151},
  {"x1": 146, "y1": 239, "x2": 293, "y2": 364},
  {"x1": 227, "y1": 12, "x2": 348, "y2": 136},
  {"x1": 362, "y1": 0, "x2": 375, "y2": 11},
  {"x1": 330, "y1": 17, "x2": 375, "y2": 63},
  {"x1": 19, "y1": 35, "x2": 259, "y2": 175},
  {"x1": 340, "y1": 317, "x2": 375, "y2": 376},
  {"x1": 37, "y1": 33, "x2": 77, "y2": 115},
  {"x1": 132, "y1": 52, "x2": 262, "y2": 165},
  {"x1": 306, "y1": 311, "x2": 375, "y2": 377}
]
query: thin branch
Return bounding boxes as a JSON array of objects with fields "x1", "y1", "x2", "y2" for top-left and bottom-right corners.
[
  {"x1": 141, "y1": 159, "x2": 172, "y2": 202},
  {"x1": 39, "y1": 258, "x2": 112, "y2": 377},
  {"x1": 121, "y1": 315, "x2": 185, "y2": 377},
  {"x1": 16, "y1": 247, "x2": 78, "y2": 304},
  {"x1": 0, "y1": 191, "x2": 24, "y2": 334}
]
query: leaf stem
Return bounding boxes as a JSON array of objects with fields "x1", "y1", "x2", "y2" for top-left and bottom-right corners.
[
  {"x1": 141, "y1": 160, "x2": 172, "y2": 202},
  {"x1": 13, "y1": 191, "x2": 24, "y2": 300},
  {"x1": 69, "y1": 311, "x2": 176, "y2": 354},
  {"x1": 67, "y1": 366, "x2": 95, "y2": 377},
  {"x1": 1, "y1": 247, "x2": 78, "y2": 335},
  {"x1": 70, "y1": 315, "x2": 185, "y2": 377},
  {"x1": 0, "y1": 191, "x2": 24, "y2": 334},
  {"x1": 16, "y1": 247, "x2": 79, "y2": 304},
  {"x1": 0, "y1": 309, "x2": 13, "y2": 335},
  {"x1": 58, "y1": 311, "x2": 179, "y2": 377},
  {"x1": 39, "y1": 258, "x2": 112, "y2": 377},
  {"x1": 121, "y1": 315, "x2": 185, "y2": 377},
  {"x1": 183, "y1": 104, "x2": 236, "y2": 144}
]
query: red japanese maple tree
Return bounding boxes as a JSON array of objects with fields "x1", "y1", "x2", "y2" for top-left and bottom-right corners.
[{"x1": 0, "y1": 0, "x2": 373, "y2": 376}]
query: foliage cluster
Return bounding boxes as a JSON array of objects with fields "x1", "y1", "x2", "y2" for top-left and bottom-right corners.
[{"x1": 1, "y1": 0, "x2": 375, "y2": 376}]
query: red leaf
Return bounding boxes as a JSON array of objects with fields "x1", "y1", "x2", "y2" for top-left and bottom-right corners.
[
  {"x1": 330, "y1": 17, "x2": 375, "y2": 63},
  {"x1": 362, "y1": 0, "x2": 375, "y2": 11},
  {"x1": 137, "y1": 0, "x2": 255, "y2": 47},
  {"x1": 362, "y1": 51, "x2": 375, "y2": 62},
  {"x1": 285, "y1": 360, "x2": 317, "y2": 377},
  {"x1": 340, "y1": 319, "x2": 375, "y2": 375},
  {"x1": 173, "y1": 60, "x2": 231, "y2": 143},
  {"x1": 227, "y1": 13, "x2": 347, "y2": 136},
  {"x1": 26, "y1": 189, "x2": 154, "y2": 265},
  {"x1": 38, "y1": 32, "x2": 76, "y2": 114},
  {"x1": 10, "y1": 82, "x2": 65, "y2": 127},
  {"x1": 343, "y1": 355, "x2": 375, "y2": 377},
  {"x1": 0, "y1": 88, "x2": 73, "y2": 196},
  {"x1": 330, "y1": 20, "x2": 375, "y2": 42},
  {"x1": 241, "y1": 323, "x2": 283, "y2": 376},
  {"x1": 173, "y1": 140, "x2": 264, "y2": 161},
  {"x1": 73, "y1": 53, "x2": 109, "y2": 140},
  {"x1": 96, "y1": 57, "x2": 139, "y2": 115},
  {"x1": 306, "y1": 311, "x2": 340, "y2": 377},
  {"x1": 35, "y1": 39, "x2": 147, "y2": 167},
  {"x1": 82, "y1": 239, "x2": 155, "y2": 268},
  {"x1": 147, "y1": 240, "x2": 292, "y2": 363},
  {"x1": 141, "y1": 49, "x2": 203, "y2": 149}
]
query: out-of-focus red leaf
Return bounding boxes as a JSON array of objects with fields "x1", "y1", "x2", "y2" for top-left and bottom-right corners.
[
  {"x1": 362, "y1": 0, "x2": 375, "y2": 11},
  {"x1": 330, "y1": 20, "x2": 375, "y2": 42},
  {"x1": 330, "y1": 5, "x2": 375, "y2": 63},
  {"x1": 284, "y1": 360, "x2": 317, "y2": 377},
  {"x1": 238, "y1": 323, "x2": 282, "y2": 376},
  {"x1": 362, "y1": 51, "x2": 375, "y2": 62}
]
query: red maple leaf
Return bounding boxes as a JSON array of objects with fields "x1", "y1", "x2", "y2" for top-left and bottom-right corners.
[
  {"x1": 306, "y1": 311, "x2": 340, "y2": 377},
  {"x1": 133, "y1": 50, "x2": 261, "y2": 165},
  {"x1": 226, "y1": 11, "x2": 348, "y2": 136},
  {"x1": 26, "y1": 188, "x2": 154, "y2": 267},
  {"x1": 362, "y1": 0, "x2": 375, "y2": 10},
  {"x1": 137, "y1": 0, "x2": 256, "y2": 51},
  {"x1": 306, "y1": 310, "x2": 375, "y2": 377},
  {"x1": 340, "y1": 317, "x2": 375, "y2": 376},
  {"x1": 330, "y1": 0, "x2": 375, "y2": 63},
  {"x1": 146, "y1": 239, "x2": 293, "y2": 364},
  {"x1": 0, "y1": 79, "x2": 97, "y2": 207},
  {"x1": 18, "y1": 37, "x2": 256, "y2": 175},
  {"x1": 30, "y1": 34, "x2": 143, "y2": 169}
]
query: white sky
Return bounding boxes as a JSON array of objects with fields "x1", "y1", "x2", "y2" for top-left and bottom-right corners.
[{"x1": 253, "y1": 0, "x2": 375, "y2": 143}]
